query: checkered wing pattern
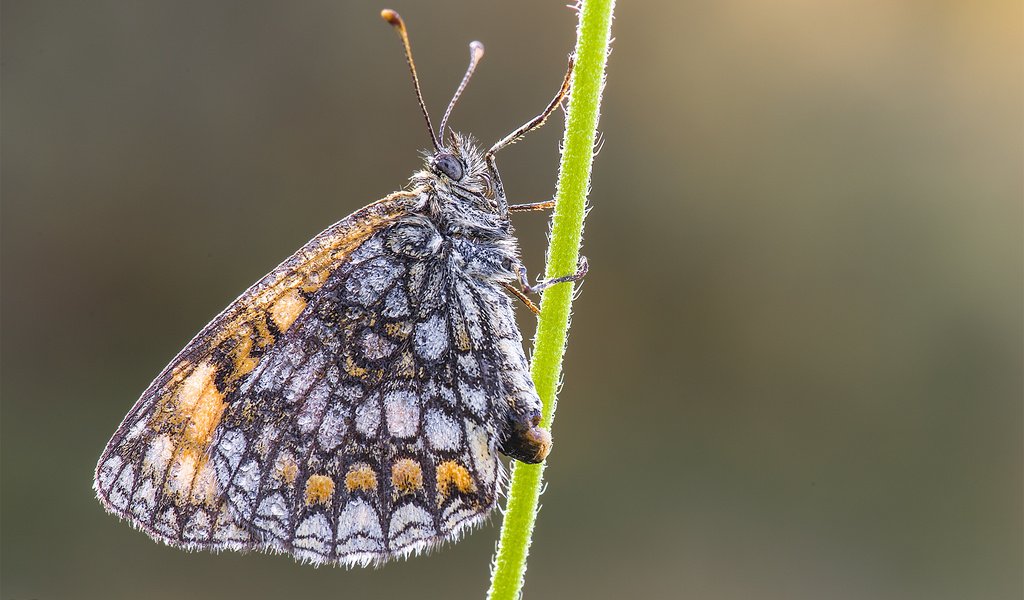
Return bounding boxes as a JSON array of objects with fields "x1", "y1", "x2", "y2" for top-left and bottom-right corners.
[{"x1": 94, "y1": 192, "x2": 541, "y2": 566}]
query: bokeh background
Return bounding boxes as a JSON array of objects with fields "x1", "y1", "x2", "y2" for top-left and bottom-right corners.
[{"x1": 3, "y1": 1, "x2": 1021, "y2": 598}]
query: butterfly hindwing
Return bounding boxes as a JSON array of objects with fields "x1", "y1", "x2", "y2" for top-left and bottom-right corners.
[{"x1": 94, "y1": 189, "x2": 541, "y2": 566}]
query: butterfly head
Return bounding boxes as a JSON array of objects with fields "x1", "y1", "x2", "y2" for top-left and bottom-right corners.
[
  {"x1": 383, "y1": 11, "x2": 507, "y2": 220},
  {"x1": 427, "y1": 132, "x2": 488, "y2": 183},
  {"x1": 417, "y1": 133, "x2": 503, "y2": 220}
]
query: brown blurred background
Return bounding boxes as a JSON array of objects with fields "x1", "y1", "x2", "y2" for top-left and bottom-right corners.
[{"x1": 2, "y1": 1, "x2": 1021, "y2": 598}]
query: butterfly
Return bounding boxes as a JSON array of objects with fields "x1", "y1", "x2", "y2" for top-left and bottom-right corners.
[{"x1": 93, "y1": 9, "x2": 586, "y2": 567}]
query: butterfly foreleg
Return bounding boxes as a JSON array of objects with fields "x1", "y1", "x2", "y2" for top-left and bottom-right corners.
[
  {"x1": 516, "y1": 255, "x2": 589, "y2": 296},
  {"x1": 507, "y1": 199, "x2": 555, "y2": 213}
]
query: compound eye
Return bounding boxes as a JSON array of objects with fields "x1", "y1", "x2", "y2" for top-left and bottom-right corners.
[{"x1": 434, "y1": 153, "x2": 465, "y2": 181}]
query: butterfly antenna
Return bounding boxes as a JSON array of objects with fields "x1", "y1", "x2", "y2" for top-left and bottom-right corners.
[
  {"x1": 439, "y1": 41, "x2": 485, "y2": 140},
  {"x1": 381, "y1": 9, "x2": 441, "y2": 151}
]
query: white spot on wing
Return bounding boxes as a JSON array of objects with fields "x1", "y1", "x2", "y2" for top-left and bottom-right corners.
[
  {"x1": 388, "y1": 503, "x2": 435, "y2": 548},
  {"x1": 258, "y1": 492, "x2": 288, "y2": 519},
  {"x1": 437, "y1": 384, "x2": 456, "y2": 406},
  {"x1": 284, "y1": 353, "x2": 326, "y2": 403},
  {"x1": 132, "y1": 478, "x2": 157, "y2": 518},
  {"x1": 337, "y1": 383, "x2": 363, "y2": 403},
  {"x1": 383, "y1": 286, "x2": 410, "y2": 319},
  {"x1": 295, "y1": 513, "x2": 333, "y2": 562},
  {"x1": 251, "y1": 353, "x2": 295, "y2": 395},
  {"x1": 125, "y1": 417, "x2": 148, "y2": 441},
  {"x1": 458, "y1": 381, "x2": 488, "y2": 417},
  {"x1": 217, "y1": 429, "x2": 246, "y2": 472},
  {"x1": 318, "y1": 404, "x2": 349, "y2": 451},
  {"x1": 414, "y1": 313, "x2": 448, "y2": 361},
  {"x1": 442, "y1": 497, "x2": 479, "y2": 531},
  {"x1": 345, "y1": 257, "x2": 405, "y2": 306},
  {"x1": 297, "y1": 381, "x2": 330, "y2": 433},
  {"x1": 167, "y1": 454, "x2": 196, "y2": 497},
  {"x1": 98, "y1": 455, "x2": 123, "y2": 490},
  {"x1": 355, "y1": 396, "x2": 382, "y2": 437},
  {"x1": 184, "y1": 510, "x2": 212, "y2": 541},
  {"x1": 256, "y1": 425, "x2": 279, "y2": 458},
  {"x1": 384, "y1": 389, "x2": 420, "y2": 438},
  {"x1": 255, "y1": 492, "x2": 290, "y2": 539},
  {"x1": 466, "y1": 420, "x2": 496, "y2": 487},
  {"x1": 457, "y1": 353, "x2": 480, "y2": 377},
  {"x1": 297, "y1": 513, "x2": 332, "y2": 541},
  {"x1": 193, "y1": 460, "x2": 217, "y2": 502},
  {"x1": 361, "y1": 329, "x2": 397, "y2": 360},
  {"x1": 346, "y1": 236, "x2": 383, "y2": 264},
  {"x1": 213, "y1": 509, "x2": 251, "y2": 546},
  {"x1": 143, "y1": 434, "x2": 174, "y2": 474},
  {"x1": 107, "y1": 485, "x2": 128, "y2": 511},
  {"x1": 424, "y1": 408, "x2": 461, "y2": 451},
  {"x1": 115, "y1": 463, "x2": 136, "y2": 495},
  {"x1": 336, "y1": 498, "x2": 384, "y2": 554},
  {"x1": 154, "y1": 507, "x2": 179, "y2": 536},
  {"x1": 234, "y1": 459, "x2": 260, "y2": 496}
]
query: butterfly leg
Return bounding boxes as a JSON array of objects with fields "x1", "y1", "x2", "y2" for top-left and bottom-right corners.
[
  {"x1": 486, "y1": 58, "x2": 572, "y2": 213},
  {"x1": 508, "y1": 199, "x2": 556, "y2": 212},
  {"x1": 518, "y1": 255, "x2": 589, "y2": 295},
  {"x1": 486, "y1": 56, "x2": 573, "y2": 159},
  {"x1": 502, "y1": 283, "x2": 541, "y2": 315}
]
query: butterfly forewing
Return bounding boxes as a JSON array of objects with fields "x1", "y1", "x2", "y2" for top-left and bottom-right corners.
[{"x1": 94, "y1": 187, "x2": 540, "y2": 566}]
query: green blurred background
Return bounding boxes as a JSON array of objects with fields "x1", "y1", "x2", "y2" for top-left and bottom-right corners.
[{"x1": 3, "y1": 1, "x2": 1021, "y2": 598}]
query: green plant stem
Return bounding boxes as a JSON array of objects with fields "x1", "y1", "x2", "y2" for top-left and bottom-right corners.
[{"x1": 486, "y1": 1, "x2": 614, "y2": 598}]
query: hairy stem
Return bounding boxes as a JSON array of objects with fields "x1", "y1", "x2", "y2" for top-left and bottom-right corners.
[{"x1": 486, "y1": 1, "x2": 615, "y2": 598}]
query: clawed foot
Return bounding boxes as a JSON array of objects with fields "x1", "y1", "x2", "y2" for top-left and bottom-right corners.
[{"x1": 522, "y1": 255, "x2": 588, "y2": 295}]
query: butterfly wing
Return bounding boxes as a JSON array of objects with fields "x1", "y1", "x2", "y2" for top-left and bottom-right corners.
[{"x1": 95, "y1": 191, "x2": 539, "y2": 566}]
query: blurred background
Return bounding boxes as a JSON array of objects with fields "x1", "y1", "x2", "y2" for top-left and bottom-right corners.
[{"x1": 2, "y1": 1, "x2": 1021, "y2": 598}]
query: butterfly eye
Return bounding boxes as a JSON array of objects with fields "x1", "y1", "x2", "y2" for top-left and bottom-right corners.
[{"x1": 433, "y1": 153, "x2": 465, "y2": 181}]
